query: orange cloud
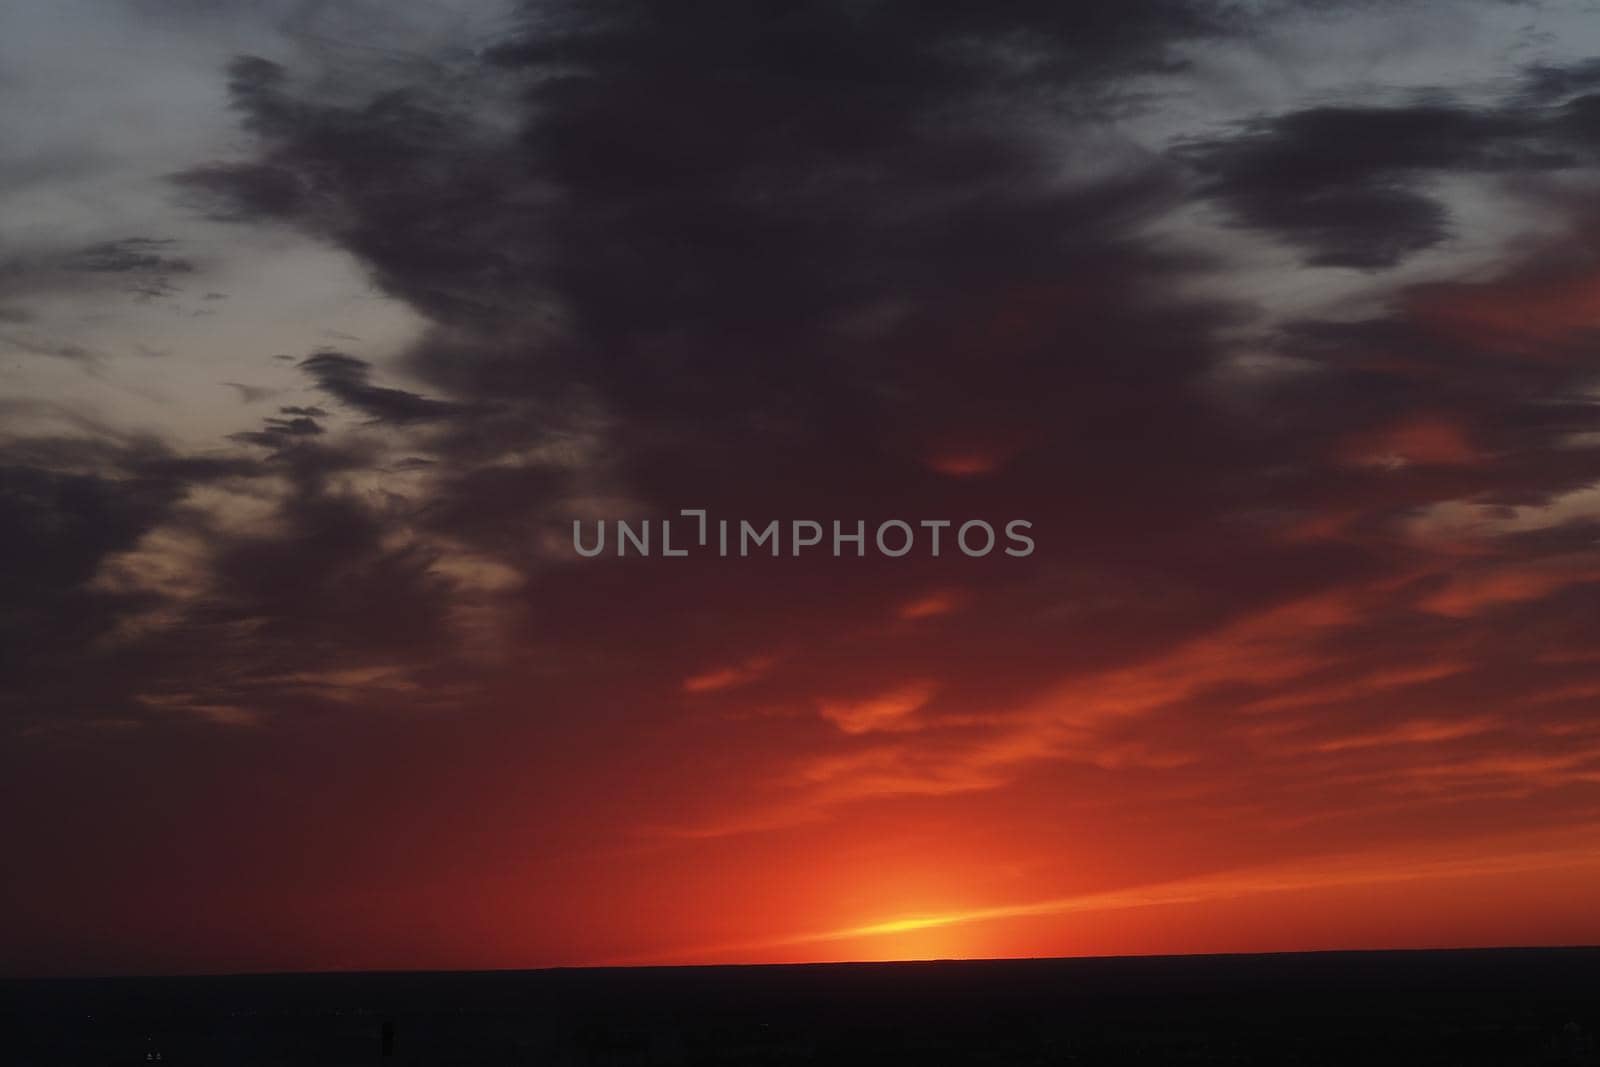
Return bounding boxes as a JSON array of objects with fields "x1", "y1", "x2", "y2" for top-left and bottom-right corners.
[
  {"x1": 1337, "y1": 414, "x2": 1480, "y2": 469},
  {"x1": 1419, "y1": 564, "x2": 1599, "y2": 617},
  {"x1": 1409, "y1": 270, "x2": 1600, "y2": 357},
  {"x1": 897, "y1": 590, "x2": 962, "y2": 620},
  {"x1": 682, "y1": 655, "x2": 776, "y2": 694},
  {"x1": 1311, "y1": 715, "x2": 1499, "y2": 754},
  {"x1": 1245, "y1": 661, "x2": 1471, "y2": 716},
  {"x1": 695, "y1": 588, "x2": 1377, "y2": 833},
  {"x1": 819, "y1": 681, "x2": 939, "y2": 735},
  {"x1": 927, "y1": 448, "x2": 1008, "y2": 477},
  {"x1": 1400, "y1": 745, "x2": 1600, "y2": 790}
]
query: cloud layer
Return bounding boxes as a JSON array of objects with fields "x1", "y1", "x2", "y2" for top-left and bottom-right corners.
[{"x1": 3, "y1": 0, "x2": 1600, "y2": 974}]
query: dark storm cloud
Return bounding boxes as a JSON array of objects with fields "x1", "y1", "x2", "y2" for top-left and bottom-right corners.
[
  {"x1": 169, "y1": 0, "x2": 1238, "y2": 486},
  {"x1": 135, "y1": 0, "x2": 1300, "y2": 722},
  {"x1": 0, "y1": 437, "x2": 237, "y2": 724},
  {"x1": 0, "y1": 423, "x2": 469, "y2": 732},
  {"x1": 0, "y1": 463, "x2": 172, "y2": 609},
  {"x1": 146, "y1": 0, "x2": 1599, "y2": 720},
  {"x1": 1519, "y1": 57, "x2": 1600, "y2": 104},
  {"x1": 172, "y1": 0, "x2": 1238, "y2": 334},
  {"x1": 199, "y1": 442, "x2": 458, "y2": 663},
  {"x1": 174, "y1": 160, "x2": 308, "y2": 220},
  {"x1": 1179, "y1": 58, "x2": 1600, "y2": 268},
  {"x1": 13, "y1": 0, "x2": 1600, "y2": 754},
  {"x1": 1181, "y1": 105, "x2": 1560, "y2": 268}
]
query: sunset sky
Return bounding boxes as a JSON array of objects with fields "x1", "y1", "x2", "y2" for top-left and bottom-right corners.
[{"x1": 4, "y1": 0, "x2": 1600, "y2": 977}]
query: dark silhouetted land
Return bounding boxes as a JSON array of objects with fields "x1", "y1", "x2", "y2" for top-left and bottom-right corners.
[{"x1": 4, "y1": 946, "x2": 1598, "y2": 1064}]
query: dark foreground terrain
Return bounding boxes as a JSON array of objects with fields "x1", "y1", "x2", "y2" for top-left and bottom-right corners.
[{"x1": 3, "y1": 947, "x2": 1598, "y2": 1065}]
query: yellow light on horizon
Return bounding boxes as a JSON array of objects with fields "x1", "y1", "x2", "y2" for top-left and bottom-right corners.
[{"x1": 850, "y1": 913, "x2": 961, "y2": 938}]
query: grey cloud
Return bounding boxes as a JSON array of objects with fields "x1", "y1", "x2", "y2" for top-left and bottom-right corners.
[
  {"x1": 299, "y1": 350, "x2": 473, "y2": 423},
  {"x1": 1178, "y1": 57, "x2": 1600, "y2": 269},
  {"x1": 228, "y1": 414, "x2": 324, "y2": 448},
  {"x1": 1180, "y1": 103, "x2": 1573, "y2": 268},
  {"x1": 69, "y1": 237, "x2": 195, "y2": 275},
  {"x1": 224, "y1": 382, "x2": 278, "y2": 404}
]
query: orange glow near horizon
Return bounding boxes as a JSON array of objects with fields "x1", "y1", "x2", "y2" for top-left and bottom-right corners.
[
  {"x1": 603, "y1": 831, "x2": 1600, "y2": 968},
  {"x1": 9, "y1": 549, "x2": 1600, "y2": 979}
]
